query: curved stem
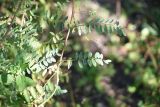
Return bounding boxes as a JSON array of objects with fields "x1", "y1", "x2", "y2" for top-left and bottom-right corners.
[
  {"x1": 38, "y1": 0, "x2": 75, "y2": 106},
  {"x1": 38, "y1": 86, "x2": 58, "y2": 107}
]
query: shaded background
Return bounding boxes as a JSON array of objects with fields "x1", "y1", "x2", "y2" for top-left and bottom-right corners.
[{"x1": 53, "y1": 0, "x2": 160, "y2": 107}]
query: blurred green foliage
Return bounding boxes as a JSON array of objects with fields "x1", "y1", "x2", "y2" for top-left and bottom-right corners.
[{"x1": 61, "y1": 0, "x2": 160, "y2": 107}]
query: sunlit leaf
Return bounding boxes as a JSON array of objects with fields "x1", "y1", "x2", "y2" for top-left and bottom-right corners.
[{"x1": 16, "y1": 76, "x2": 35, "y2": 91}]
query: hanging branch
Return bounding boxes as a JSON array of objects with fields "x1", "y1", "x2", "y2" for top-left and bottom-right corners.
[{"x1": 39, "y1": 0, "x2": 75, "y2": 106}]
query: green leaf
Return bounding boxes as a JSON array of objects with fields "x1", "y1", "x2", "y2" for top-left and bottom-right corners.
[
  {"x1": 103, "y1": 59, "x2": 112, "y2": 64},
  {"x1": 91, "y1": 59, "x2": 97, "y2": 67},
  {"x1": 95, "y1": 58, "x2": 103, "y2": 66},
  {"x1": 99, "y1": 53, "x2": 103, "y2": 59},
  {"x1": 23, "y1": 90, "x2": 31, "y2": 103},
  {"x1": 95, "y1": 52, "x2": 100, "y2": 58},
  {"x1": 0, "y1": 74, "x2": 14, "y2": 85},
  {"x1": 55, "y1": 34, "x2": 60, "y2": 40},
  {"x1": 67, "y1": 59, "x2": 72, "y2": 69},
  {"x1": 87, "y1": 59, "x2": 92, "y2": 67},
  {"x1": 55, "y1": 86, "x2": 67, "y2": 95},
  {"x1": 47, "y1": 81, "x2": 54, "y2": 91},
  {"x1": 78, "y1": 60, "x2": 83, "y2": 68},
  {"x1": 117, "y1": 27, "x2": 126, "y2": 36},
  {"x1": 53, "y1": 37, "x2": 57, "y2": 43},
  {"x1": 28, "y1": 87, "x2": 37, "y2": 99},
  {"x1": 96, "y1": 25, "x2": 102, "y2": 33},
  {"x1": 88, "y1": 52, "x2": 93, "y2": 58},
  {"x1": 88, "y1": 24, "x2": 92, "y2": 33},
  {"x1": 50, "y1": 57, "x2": 56, "y2": 62},
  {"x1": 109, "y1": 19, "x2": 114, "y2": 23},
  {"x1": 128, "y1": 86, "x2": 136, "y2": 93},
  {"x1": 78, "y1": 26, "x2": 82, "y2": 36},
  {"x1": 107, "y1": 25, "x2": 112, "y2": 34},
  {"x1": 79, "y1": 52, "x2": 83, "y2": 59},
  {"x1": 16, "y1": 76, "x2": 35, "y2": 91},
  {"x1": 36, "y1": 84, "x2": 45, "y2": 95}
]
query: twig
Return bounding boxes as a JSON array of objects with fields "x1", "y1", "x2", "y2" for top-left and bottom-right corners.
[
  {"x1": 116, "y1": 0, "x2": 121, "y2": 18},
  {"x1": 53, "y1": 0, "x2": 75, "y2": 102},
  {"x1": 59, "y1": 0, "x2": 75, "y2": 63},
  {"x1": 56, "y1": 0, "x2": 75, "y2": 85},
  {"x1": 146, "y1": 44, "x2": 158, "y2": 70},
  {"x1": 38, "y1": 86, "x2": 58, "y2": 107},
  {"x1": 38, "y1": 0, "x2": 75, "y2": 106}
]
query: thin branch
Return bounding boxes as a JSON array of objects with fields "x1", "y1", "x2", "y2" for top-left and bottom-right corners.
[
  {"x1": 146, "y1": 44, "x2": 158, "y2": 70},
  {"x1": 59, "y1": 0, "x2": 75, "y2": 63},
  {"x1": 39, "y1": 0, "x2": 75, "y2": 106},
  {"x1": 38, "y1": 86, "x2": 58, "y2": 107},
  {"x1": 116, "y1": 0, "x2": 121, "y2": 18}
]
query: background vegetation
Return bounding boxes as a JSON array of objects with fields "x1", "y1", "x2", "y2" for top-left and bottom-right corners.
[{"x1": 0, "y1": 0, "x2": 160, "y2": 107}]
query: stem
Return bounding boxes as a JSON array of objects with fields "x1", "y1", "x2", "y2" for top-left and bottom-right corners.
[
  {"x1": 39, "y1": 0, "x2": 75, "y2": 106},
  {"x1": 38, "y1": 86, "x2": 58, "y2": 107},
  {"x1": 55, "y1": 28, "x2": 71, "y2": 86},
  {"x1": 146, "y1": 44, "x2": 158, "y2": 70},
  {"x1": 116, "y1": 0, "x2": 121, "y2": 18},
  {"x1": 59, "y1": 0, "x2": 74, "y2": 63}
]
